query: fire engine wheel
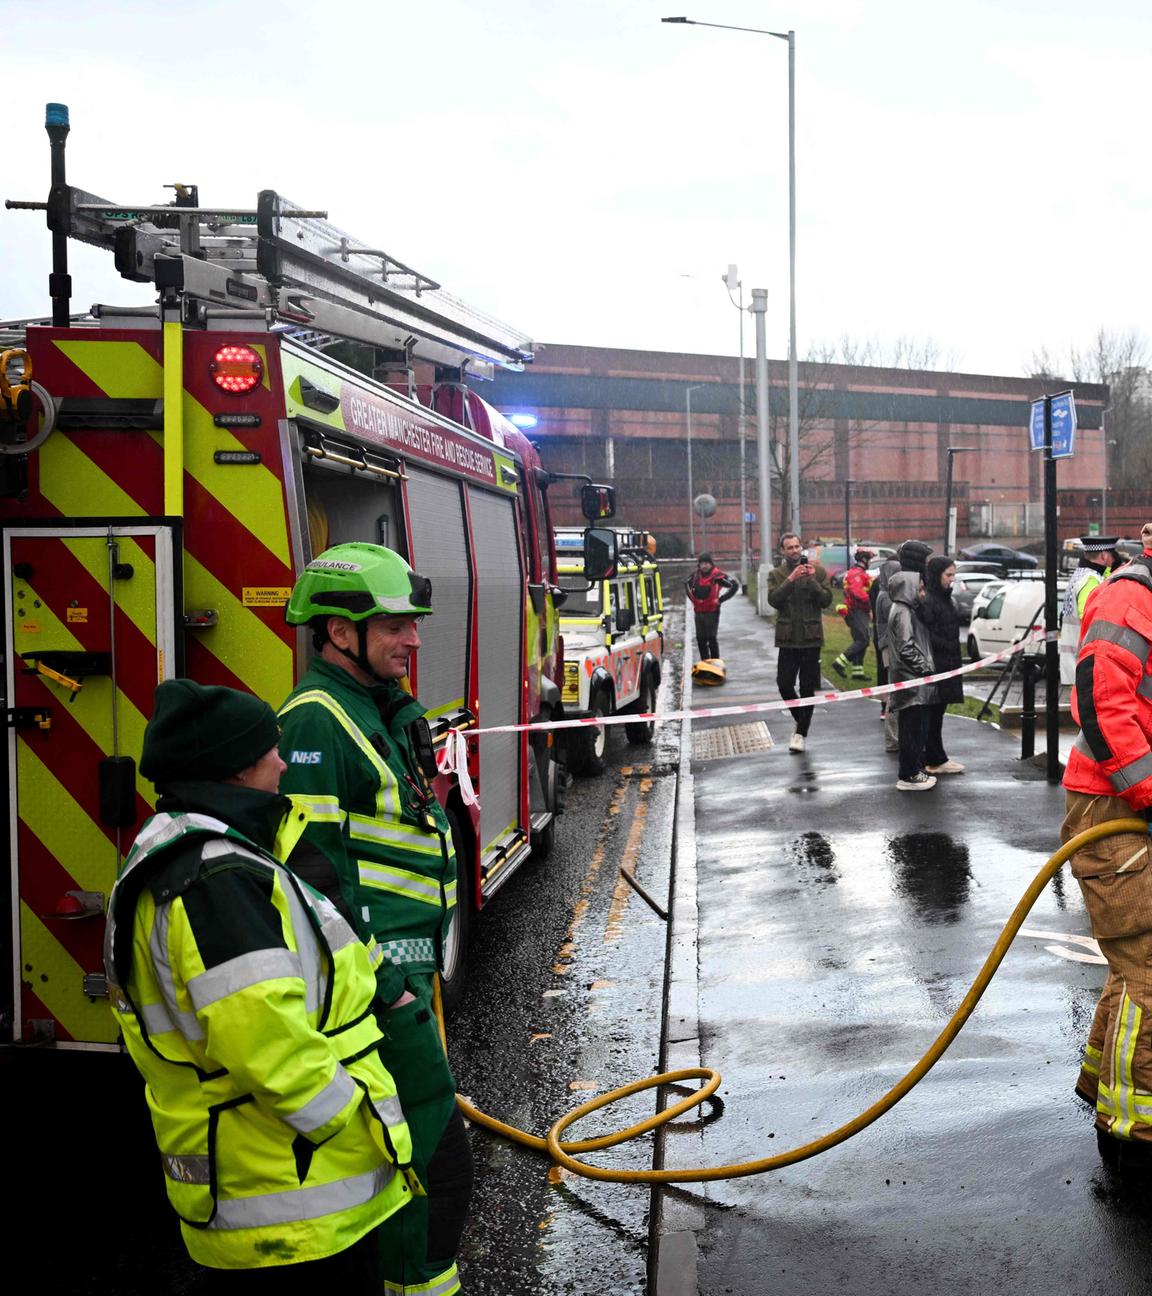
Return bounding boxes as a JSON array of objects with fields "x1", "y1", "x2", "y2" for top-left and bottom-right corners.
[
  {"x1": 439, "y1": 808, "x2": 471, "y2": 1017},
  {"x1": 570, "y1": 693, "x2": 609, "y2": 777},
  {"x1": 625, "y1": 674, "x2": 656, "y2": 745}
]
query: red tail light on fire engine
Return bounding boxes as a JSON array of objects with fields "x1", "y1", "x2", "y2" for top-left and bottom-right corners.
[{"x1": 210, "y1": 344, "x2": 264, "y2": 394}]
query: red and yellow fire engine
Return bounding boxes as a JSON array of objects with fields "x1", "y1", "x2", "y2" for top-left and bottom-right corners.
[{"x1": 0, "y1": 105, "x2": 615, "y2": 1047}]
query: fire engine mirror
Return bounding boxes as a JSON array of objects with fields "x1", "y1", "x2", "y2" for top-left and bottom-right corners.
[
  {"x1": 581, "y1": 483, "x2": 617, "y2": 522},
  {"x1": 583, "y1": 528, "x2": 618, "y2": 582}
]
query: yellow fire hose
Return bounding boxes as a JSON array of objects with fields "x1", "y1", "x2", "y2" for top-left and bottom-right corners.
[{"x1": 434, "y1": 817, "x2": 1146, "y2": 1184}]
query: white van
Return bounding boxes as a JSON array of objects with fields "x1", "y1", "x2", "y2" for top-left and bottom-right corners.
[{"x1": 967, "y1": 578, "x2": 1065, "y2": 661}]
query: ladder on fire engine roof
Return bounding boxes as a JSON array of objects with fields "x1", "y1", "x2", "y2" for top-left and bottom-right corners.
[{"x1": 5, "y1": 186, "x2": 534, "y2": 375}]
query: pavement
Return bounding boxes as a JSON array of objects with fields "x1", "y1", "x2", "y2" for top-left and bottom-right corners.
[{"x1": 653, "y1": 593, "x2": 1152, "y2": 1296}]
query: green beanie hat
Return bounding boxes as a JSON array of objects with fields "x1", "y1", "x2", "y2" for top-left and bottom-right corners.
[{"x1": 140, "y1": 680, "x2": 280, "y2": 785}]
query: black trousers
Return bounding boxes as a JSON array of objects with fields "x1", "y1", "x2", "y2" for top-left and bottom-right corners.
[
  {"x1": 923, "y1": 701, "x2": 949, "y2": 767},
  {"x1": 777, "y1": 646, "x2": 822, "y2": 736},
  {"x1": 845, "y1": 608, "x2": 870, "y2": 666},
  {"x1": 897, "y1": 705, "x2": 927, "y2": 781},
  {"x1": 695, "y1": 611, "x2": 721, "y2": 660}
]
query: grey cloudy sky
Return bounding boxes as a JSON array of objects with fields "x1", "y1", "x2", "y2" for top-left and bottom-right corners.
[{"x1": 4, "y1": 0, "x2": 1149, "y2": 377}]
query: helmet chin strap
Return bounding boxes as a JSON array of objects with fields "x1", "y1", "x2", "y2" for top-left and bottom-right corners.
[{"x1": 329, "y1": 619, "x2": 390, "y2": 684}]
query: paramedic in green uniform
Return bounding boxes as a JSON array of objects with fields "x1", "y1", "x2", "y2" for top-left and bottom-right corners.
[{"x1": 279, "y1": 543, "x2": 471, "y2": 1296}]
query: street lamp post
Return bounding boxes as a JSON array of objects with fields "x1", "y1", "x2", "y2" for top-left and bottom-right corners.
[
  {"x1": 723, "y1": 265, "x2": 749, "y2": 584},
  {"x1": 751, "y1": 287, "x2": 773, "y2": 611},
  {"x1": 686, "y1": 383, "x2": 704, "y2": 555},
  {"x1": 664, "y1": 16, "x2": 799, "y2": 536},
  {"x1": 943, "y1": 446, "x2": 975, "y2": 555},
  {"x1": 1102, "y1": 435, "x2": 1118, "y2": 534}
]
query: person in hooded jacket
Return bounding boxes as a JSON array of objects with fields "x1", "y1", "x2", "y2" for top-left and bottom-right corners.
[
  {"x1": 873, "y1": 558, "x2": 902, "y2": 753},
  {"x1": 919, "y1": 555, "x2": 967, "y2": 775},
  {"x1": 887, "y1": 570, "x2": 938, "y2": 791}
]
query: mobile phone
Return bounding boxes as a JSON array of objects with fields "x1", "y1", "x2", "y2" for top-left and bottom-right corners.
[{"x1": 800, "y1": 549, "x2": 809, "y2": 562}]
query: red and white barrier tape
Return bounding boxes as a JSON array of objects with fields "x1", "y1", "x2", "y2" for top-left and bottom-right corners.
[{"x1": 437, "y1": 631, "x2": 1050, "y2": 756}]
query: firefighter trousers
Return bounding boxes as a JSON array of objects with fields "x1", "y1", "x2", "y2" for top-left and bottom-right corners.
[
  {"x1": 1062, "y1": 791, "x2": 1152, "y2": 1146},
  {"x1": 378, "y1": 976, "x2": 474, "y2": 1295}
]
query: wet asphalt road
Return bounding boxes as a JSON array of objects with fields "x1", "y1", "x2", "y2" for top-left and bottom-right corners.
[
  {"x1": 683, "y1": 594, "x2": 1152, "y2": 1296},
  {"x1": 5, "y1": 633, "x2": 683, "y2": 1295},
  {"x1": 449, "y1": 642, "x2": 682, "y2": 1295}
]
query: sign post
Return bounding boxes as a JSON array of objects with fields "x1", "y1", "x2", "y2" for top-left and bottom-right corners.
[{"x1": 1031, "y1": 390, "x2": 1076, "y2": 782}]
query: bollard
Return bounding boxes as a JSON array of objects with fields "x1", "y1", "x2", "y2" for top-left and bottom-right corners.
[{"x1": 1020, "y1": 656, "x2": 1038, "y2": 760}]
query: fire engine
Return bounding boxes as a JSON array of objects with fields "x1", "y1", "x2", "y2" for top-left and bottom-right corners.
[
  {"x1": 0, "y1": 104, "x2": 617, "y2": 1046},
  {"x1": 554, "y1": 528, "x2": 664, "y2": 775}
]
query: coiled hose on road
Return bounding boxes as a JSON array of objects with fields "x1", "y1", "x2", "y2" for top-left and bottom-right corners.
[{"x1": 435, "y1": 818, "x2": 1145, "y2": 1184}]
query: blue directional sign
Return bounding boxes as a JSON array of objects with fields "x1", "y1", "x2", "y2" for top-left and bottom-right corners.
[
  {"x1": 1050, "y1": 392, "x2": 1076, "y2": 458},
  {"x1": 1029, "y1": 392, "x2": 1077, "y2": 458}
]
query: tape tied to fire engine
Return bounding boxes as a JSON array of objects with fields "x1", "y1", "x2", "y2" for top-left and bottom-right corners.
[{"x1": 437, "y1": 631, "x2": 1054, "y2": 757}]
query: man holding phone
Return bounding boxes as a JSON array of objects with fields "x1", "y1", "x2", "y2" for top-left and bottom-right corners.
[{"x1": 766, "y1": 532, "x2": 833, "y2": 752}]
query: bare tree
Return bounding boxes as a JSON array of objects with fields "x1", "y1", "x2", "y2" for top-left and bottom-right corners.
[
  {"x1": 767, "y1": 335, "x2": 953, "y2": 534},
  {"x1": 1028, "y1": 328, "x2": 1152, "y2": 481}
]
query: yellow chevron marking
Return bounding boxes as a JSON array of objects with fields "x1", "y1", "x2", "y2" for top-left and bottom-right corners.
[
  {"x1": 19, "y1": 901, "x2": 117, "y2": 1043},
  {"x1": 40, "y1": 433, "x2": 145, "y2": 518},
  {"x1": 181, "y1": 396, "x2": 291, "y2": 565},
  {"x1": 53, "y1": 339, "x2": 163, "y2": 399},
  {"x1": 62, "y1": 536, "x2": 158, "y2": 646},
  {"x1": 183, "y1": 551, "x2": 294, "y2": 704},
  {"x1": 18, "y1": 738, "x2": 119, "y2": 892},
  {"x1": 15, "y1": 572, "x2": 156, "y2": 809}
]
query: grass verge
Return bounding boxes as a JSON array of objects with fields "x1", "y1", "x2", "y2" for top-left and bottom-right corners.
[{"x1": 819, "y1": 615, "x2": 1000, "y2": 724}]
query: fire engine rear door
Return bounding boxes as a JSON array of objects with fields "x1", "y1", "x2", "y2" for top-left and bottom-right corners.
[{"x1": 4, "y1": 524, "x2": 177, "y2": 1048}]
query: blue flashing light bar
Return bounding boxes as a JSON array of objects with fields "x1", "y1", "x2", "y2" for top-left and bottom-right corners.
[
  {"x1": 45, "y1": 103, "x2": 70, "y2": 127},
  {"x1": 508, "y1": 412, "x2": 539, "y2": 430}
]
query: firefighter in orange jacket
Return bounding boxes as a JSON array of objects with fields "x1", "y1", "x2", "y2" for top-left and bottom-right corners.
[{"x1": 1062, "y1": 526, "x2": 1152, "y2": 1178}]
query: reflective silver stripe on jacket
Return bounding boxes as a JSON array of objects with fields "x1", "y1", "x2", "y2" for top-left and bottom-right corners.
[
  {"x1": 164, "y1": 1153, "x2": 211, "y2": 1185},
  {"x1": 188, "y1": 950, "x2": 304, "y2": 1012},
  {"x1": 357, "y1": 860, "x2": 444, "y2": 906},
  {"x1": 373, "y1": 1095, "x2": 406, "y2": 1129},
  {"x1": 285, "y1": 1067, "x2": 357, "y2": 1134},
  {"x1": 149, "y1": 901, "x2": 205, "y2": 1041},
  {"x1": 1138, "y1": 675, "x2": 1152, "y2": 702},
  {"x1": 1111, "y1": 752, "x2": 1152, "y2": 793},
  {"x1": 208, "y1": 1163, "x2": 396, "y2": 1230},
  {"x1": 1074, "y1": 732, "x2": 1091, "y2": 755},
  {"x1": 377, "y1": 937, "x2": 437, "y2": 967},
  {"x1": 1082, "y1": 620, "x2": 1152, "y2": 664}
]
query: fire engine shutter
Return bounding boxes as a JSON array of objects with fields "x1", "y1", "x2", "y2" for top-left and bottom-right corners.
[
  {"x1": 404, "y1": 468, "x2": 470, "y2": 720},
  {"x1": 466, "y1": 487, "x2": 524, "y2": 854}
]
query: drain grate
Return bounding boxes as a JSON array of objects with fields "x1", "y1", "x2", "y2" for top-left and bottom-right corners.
[{"x1": 693, "y1": 721, "x2": 774, "y2": 761}]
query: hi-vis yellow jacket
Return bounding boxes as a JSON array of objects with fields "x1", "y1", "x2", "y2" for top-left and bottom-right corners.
[{"x1": 104, "y1": 785, "x2": 420, "y2": 1270}]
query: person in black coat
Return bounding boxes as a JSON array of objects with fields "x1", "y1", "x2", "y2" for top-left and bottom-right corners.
[{"x1": 920, "y1": 555, "x2": 966, "y2": 775}]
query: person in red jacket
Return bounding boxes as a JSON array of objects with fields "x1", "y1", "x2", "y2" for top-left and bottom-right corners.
[
  {"x1": 833, "y1": 548, "x2": 875, "y2": 679},
  {"x1": 685, "y1": 552, "x2": 738, "y2": 660},
  {"x1": 1062, "y1": 525, "x2": 1152, "y2": 1181}
]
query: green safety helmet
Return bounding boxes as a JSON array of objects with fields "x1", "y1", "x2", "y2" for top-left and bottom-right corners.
[{"x1": 286, "y1": 543, "x2": 433, "y2": 625}]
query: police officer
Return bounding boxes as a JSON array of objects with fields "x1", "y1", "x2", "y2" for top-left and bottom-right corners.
[
  {"x1": 1062, "y1": 524, "x2": 1152, "y2": 1179},
  {"x1": 1059, "y1": 535, "x2": 1119, "y2": 685},
  {"x1": 279, "y1": 543, "x2": 471, "y2": 1296},
  {"x1": 106, "y1": 679, "x2": 417, "y2": 1289}
]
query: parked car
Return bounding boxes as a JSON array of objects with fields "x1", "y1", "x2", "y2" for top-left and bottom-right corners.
[
  {"x1": 953, "y1": 559, "x2": 1006, "y2": 577},
  {"x1": 967, "y1": 577, "x2": 1067, "y2": 661},
  {"x1": 958, "y1": 542, "x2": 1039, "y2": 571},
  {"x1": 952, "y1": 571, "x2": 1002, "y2": 625},
  {"x1": 815, "y1": 542, "x2": 896, "y2": 587}
]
